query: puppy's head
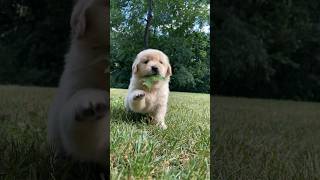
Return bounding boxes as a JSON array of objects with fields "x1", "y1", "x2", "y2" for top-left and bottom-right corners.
[
  {"x1": 132, "y1": 49, "x2": 172, "y2": 78},
  {"x1": 70, "y1": 0, "x2": 107, "y2": 45}
]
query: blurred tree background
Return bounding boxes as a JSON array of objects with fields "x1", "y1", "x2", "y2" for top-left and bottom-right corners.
[
  {"x1": 110, "y1": 0, "x2": 210, "y2": 93},
  {"x1": 4, "y1": 0, "x2": 319, "y2": 100},
  {"x1": 214, "y1": 0, "x2": 320, "y2": 101},
  {"x1": 0, "y1": 0, "x2": 72, "y2": 86},
  {"x1": 0, "y1": 0, "x2": 210, "y2": 93},
  {"x1": 5, "y1": 0, "x2": 320, "y2": 101}
]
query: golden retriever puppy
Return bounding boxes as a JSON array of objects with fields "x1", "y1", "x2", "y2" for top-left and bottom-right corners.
[
  {"x1": 47, "y1": 0, "x2": 108, "y2": 165},
  {"x1": 125, "y1": 49, "x2": 172, "y2": 129}
]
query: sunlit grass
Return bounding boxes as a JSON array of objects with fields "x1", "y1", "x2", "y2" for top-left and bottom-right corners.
[{"x1": 110, "y1": 88, "x2": 210, "y2": 179}]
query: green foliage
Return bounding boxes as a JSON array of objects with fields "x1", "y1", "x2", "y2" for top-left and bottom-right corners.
[
  {"x1": 0, "y1": 0, "x2": 72, "y2": 86},
  {"x1": 0, "y1": 0, "x2": 210, "y2": 92},
  {"x1": 215, "y1": 0, "x2": 320, "y2": 101},
  {"x1": 141, "y1": 74, "x2": 166, "y2": 91},
  {"x1": 111, "y1": 0, "x2": 210, "y2": 93}
]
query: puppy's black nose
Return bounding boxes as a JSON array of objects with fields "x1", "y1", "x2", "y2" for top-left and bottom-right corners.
[{"x1": 151, "y1": 66, "x2": 158, "y2": 73}]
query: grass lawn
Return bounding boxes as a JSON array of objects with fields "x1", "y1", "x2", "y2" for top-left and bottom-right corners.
[
  {"x1": 0, "y1": 85, "x2": 106, "y2": 180},
  {"x1": 0, "y1": 86, "x2": 210, "y2": 179},
  {"x1": 213, "y1": 96, "x2": 320, "y2": 179},
  {"x1": 2, "y1": 85, "x2": 318, "y2": 179},
  {"x1": 110, "y1": 88, "x2": 210, "y2": 179}
]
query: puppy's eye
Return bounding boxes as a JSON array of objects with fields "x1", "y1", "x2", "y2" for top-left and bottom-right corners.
[
  {"x1": 159, "y1": 61, "x2": 163, "y2": 64},
  {"x1": 144, "y1": 60, "x2": 149, "y2": 64}
]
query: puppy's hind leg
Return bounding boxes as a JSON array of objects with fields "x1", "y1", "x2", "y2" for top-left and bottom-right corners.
[
  {"x1": 151, "y1": 106, "x2": 168, "y2": 129},
  {"x1": 127, "y1": 90, "x2": 146, "y2": 112}
]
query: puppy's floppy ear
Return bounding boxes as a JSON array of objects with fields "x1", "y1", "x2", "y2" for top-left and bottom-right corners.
[
  {"x1": 132, "y1": 59, "x2": 138, "y2": 74},
  {"x1": 164, "y1": 54, "x2": 172, "y2": 77},
  {"x1": 70, "y1": 0, "x2": 93, "y2": 38},
  {"x1": 166, "y1": 64, "x2": 172, "y2": 77}
]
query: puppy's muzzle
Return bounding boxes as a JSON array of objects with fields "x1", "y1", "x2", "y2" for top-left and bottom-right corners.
[{"x1": 151, "y1": 66, "x2": 159, "y2": 74}]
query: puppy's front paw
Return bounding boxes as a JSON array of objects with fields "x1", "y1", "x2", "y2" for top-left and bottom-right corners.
[
  {"x1": 75, "y1": 102, "x2": 107, "y2": 122},
  {"x1": 133, "y1": 91, "x2": 145, "y2": 100}
]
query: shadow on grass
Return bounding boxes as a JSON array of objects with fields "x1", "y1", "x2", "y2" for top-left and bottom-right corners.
[
  {"x1": 111, "y1": 105, "x2": 150, "y2": 127},
  {"x1": 51, "y1": 159, "x2": 106, "y2": 180}
]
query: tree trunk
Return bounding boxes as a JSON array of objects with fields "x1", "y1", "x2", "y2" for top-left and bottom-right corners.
[{"x1": 144, "y1": 0, "x2": 153, "y2": 49}]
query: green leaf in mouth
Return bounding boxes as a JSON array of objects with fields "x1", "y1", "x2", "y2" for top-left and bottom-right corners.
[{"x1": 142, "y1": 75, "x2": 166, "y2": 91}]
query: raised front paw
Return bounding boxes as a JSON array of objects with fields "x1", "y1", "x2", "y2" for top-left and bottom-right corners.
[
  {"x1": 75, "y1": 102, "x2": 107, "y2": 122},
  {"x1": 133, "y1": 91, "x2": 145, "y2": 100}
]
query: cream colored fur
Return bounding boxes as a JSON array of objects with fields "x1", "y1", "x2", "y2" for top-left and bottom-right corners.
[
  {"x1": 47, "y1": 0, "x2": 108, "y2": 164},
  {"x1": 125, "y1": 49, "x2": 172, "y2": 129}
]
